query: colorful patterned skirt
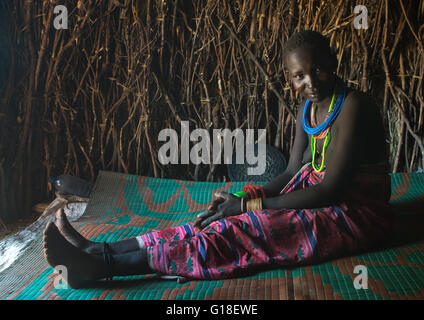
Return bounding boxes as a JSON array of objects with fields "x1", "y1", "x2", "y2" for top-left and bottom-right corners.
[{"x1": 136, "y1": 163, "x2": 394, "y2": 280}]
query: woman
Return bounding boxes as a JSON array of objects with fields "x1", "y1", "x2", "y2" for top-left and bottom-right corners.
[{"x1": 43, "y1": 31, "x2": 393, "y2": 289}]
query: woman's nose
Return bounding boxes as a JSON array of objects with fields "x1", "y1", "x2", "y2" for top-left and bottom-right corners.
[{"x1": 305, "y1": 74, "x2": 317, "y2": 88}]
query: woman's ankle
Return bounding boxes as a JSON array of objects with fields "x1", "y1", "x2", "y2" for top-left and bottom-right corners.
[
  {"x1": 107, "y1": 248, "x2": 152, "y2": 277},
  {"x1": 87, "y1": 238, "x2": 141, "y2": 256}
]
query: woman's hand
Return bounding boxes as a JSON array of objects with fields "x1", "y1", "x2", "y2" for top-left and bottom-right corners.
[{"x1": 194, "y1": 192, "x2": 242, "y2": 229}]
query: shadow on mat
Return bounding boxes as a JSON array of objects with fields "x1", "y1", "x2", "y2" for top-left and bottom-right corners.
[
  {"x1": 391, "y1": 201, "x2": 424, "y2": 247},
  {"x1": 81, "y1": 274, "x2": 181, "y2": 290}
]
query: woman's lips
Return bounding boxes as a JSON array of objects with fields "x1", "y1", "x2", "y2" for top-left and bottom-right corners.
[{"x1": 308, "y1": 92, "x2": 320, "y2": 100}]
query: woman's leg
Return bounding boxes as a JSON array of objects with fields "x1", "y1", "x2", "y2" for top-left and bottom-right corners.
[
  {"x1": 43, "y1": 222, "x2": 153, "y2": 289},
  {"x1": 55, "y1": 209, "x2": 140, "y2": 255},
  {"x1": 143, "y1": 205, "x2": 373, "y2": 280},
  {"x1": 135, "y1": 222, "x2": 197, "y2": 248},
  {"x1": 144, "y1": 210, "x2": 293, "y2": 280},
  {"x1": 55, "y1": 208, "x2": 197, "y2": 255}
]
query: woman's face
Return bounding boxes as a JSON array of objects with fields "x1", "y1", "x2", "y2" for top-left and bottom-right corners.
[{"x1": 285, "y1": 47, "x2": 336, "y2": 104}]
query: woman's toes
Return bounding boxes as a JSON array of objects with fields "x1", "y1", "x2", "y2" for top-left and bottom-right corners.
[
  {"x1": 43, "y1": 222, "x2": 55, "y2": 242},
  {"x1": 42, "y1": 221, "x2": 106, "y2": 288},
  {"x1": 55, "y1": 209, "x2": 68, "y2": 231}
]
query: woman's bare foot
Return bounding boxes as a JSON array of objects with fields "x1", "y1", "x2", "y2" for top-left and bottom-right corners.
[
  {"x1": 43, "y1": 222, "x2": 107, "y2": 288},
  {"x1": 55, "y1": 209, "x2": 103, "y2": 254},
  {"x1": 55, "y1": 208, "x2": 142, "y2": 255}
]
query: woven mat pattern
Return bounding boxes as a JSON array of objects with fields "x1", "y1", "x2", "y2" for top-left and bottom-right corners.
[{"x1": 1, "y1": 171, "x2": 423, "y2": 300}]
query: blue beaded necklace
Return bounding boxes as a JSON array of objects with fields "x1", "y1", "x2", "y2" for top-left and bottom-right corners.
[{"x1": 302, "y1": 80, "x2": 347, "y2": 136}]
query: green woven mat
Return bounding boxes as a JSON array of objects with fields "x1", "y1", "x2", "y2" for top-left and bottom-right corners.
[
  {"x1": 390, "y1": 172, "x2": 424, "y2": 206},
  {"x1": 0, "y1": 171, "x2": 423, "y2": 300}
]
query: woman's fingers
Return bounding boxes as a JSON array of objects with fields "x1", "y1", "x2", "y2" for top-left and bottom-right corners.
[
  {"x1": 198, "y1": 201, "x2": 228, "y2": 228},
  {"x1": 196, "y1": 209, "x2": 211, "y2": 219},
  {"x1": 214, "y1": 191, "x2": 230, "y2": 200},
  {"x1": 200, "y1": 212, "x2": 222, "y2": 228},
  {"x1": 194, "y1": 204, "x2": 223, "y2": 229},
  {"x1": 211, "y1": 194, "x2": 226, "y2": 205},
  {"x1": 194, "y1": 206, "x2": 215, "y2": 228},
  {"x1": 198, "y1": 195, "x2": 223, "y2": 217},
  {"x1": 194, "y1": 192, "x2": 230, "y2": 229},
  {"x1": 194, "y1": 209, "x2": 211, "y2": 226},
  {"x1": 203, "y1": 196, "x2": 225, "y2": 216}
]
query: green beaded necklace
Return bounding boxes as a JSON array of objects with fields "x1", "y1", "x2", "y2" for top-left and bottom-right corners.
[{"x1": 310, "y1": 90, "x2": 336, "y2": 172}]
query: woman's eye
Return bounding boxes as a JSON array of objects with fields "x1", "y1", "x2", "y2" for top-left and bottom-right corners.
[{"x1": 294, "y1": 74, "x2": 303, "y2": 79}]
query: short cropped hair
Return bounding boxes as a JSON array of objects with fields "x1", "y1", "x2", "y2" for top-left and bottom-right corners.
[{"x1": 283, "y1": 30, "x2": 337, "y2": 71}]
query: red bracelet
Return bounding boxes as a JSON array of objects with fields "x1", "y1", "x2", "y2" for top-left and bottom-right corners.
[
  {"x1": 253, "y1": 186, "x2": 261, "y2": 198},
  {"x1": 252, "y1": 186, "x2": 258, "y2": 199},
  {"x1": 247, "y1": 185, "x2": 257, "y2": 199},
  {"x1": 257, "y1": 185, "x2": 266, "y2": 198},
  {"x1": 243, "y1": 185, "x2": 253, "y2": 199}
]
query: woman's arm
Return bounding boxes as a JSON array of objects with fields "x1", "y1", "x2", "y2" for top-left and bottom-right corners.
[{"x1": 262, "y1": 91, "x2": 362, "y2": 209}]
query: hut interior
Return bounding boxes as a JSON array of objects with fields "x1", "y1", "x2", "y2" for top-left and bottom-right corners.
[{"x1": 0, "y1": 0, "x2": 423, "y2": 301}]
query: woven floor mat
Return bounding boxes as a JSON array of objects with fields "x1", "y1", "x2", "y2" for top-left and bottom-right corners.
[{"x1": 0, "y1": 171, "x2": 423, "y2": 300}]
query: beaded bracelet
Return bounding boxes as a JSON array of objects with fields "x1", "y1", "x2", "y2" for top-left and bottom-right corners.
[
  {"x1": 257, "y1": 186, "x2": 266, "y2": 198},
  {"x1": 236, "y1": 186, "x2": 266, "y2": 213},
  {"x1": 233, "y1": 191, "x2": 248, "y2": 198},
  {"x1": 243, "y1": 185, "x2": 256, "y2": 199},
  {"x1": 246, "y1": 198, "x2": 263, "y2": 211},
  {"x1": 240, "y1": 197, "x2": 247, "y2": 212},
  {"x1": 242, "y1": 185, "x2": 266, "y2": 199}
]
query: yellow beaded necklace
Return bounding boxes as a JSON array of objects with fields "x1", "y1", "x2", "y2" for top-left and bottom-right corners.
[{"x1": 310, "y1": 90, "x2": 336, "y2": 172}]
